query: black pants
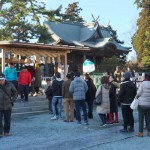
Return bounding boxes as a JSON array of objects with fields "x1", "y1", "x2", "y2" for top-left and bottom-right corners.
[
  {"x1": 19, "y1": 84, "x2": 29, "y2": 101},
  {"x1": 138, "y1": 106, "x2": 150, "y2": 132},
  {"x1": 0, "y1": 109, "x2": 12, "y2": 134},
  {"x1": 121, "y1": 105, "x2": 134, "y2": 129}
]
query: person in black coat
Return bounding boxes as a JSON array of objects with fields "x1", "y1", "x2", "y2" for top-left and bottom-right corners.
[
  {"x1": 84, "y1": 74, "x2": 96, "y2": 119},
  {"x1": 108, "y1": 75, "x2": 120, "y2": 124},
  {"x1": 119, "y1": 72, "x2": 137, "y2": 133}
]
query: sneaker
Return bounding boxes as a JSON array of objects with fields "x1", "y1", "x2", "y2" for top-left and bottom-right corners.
[
  {"x1": 51, "y1": 115, "x2": 58, "y2": 120},
  {"x1": 136, "y1": 132, "x2": 143, "y2": 137},
  {"x1": 77, "y1": 121, "x2": 81, "y2": 125},
  {"x1": 120, "y1": 129, "x2": 128, "y2": 133},
  {"x1": 100, "y1": 124, "x2": 107, "y2": 127},
  {"x1": 33, "y1": 93, "x2": 38, "y2": 97},
  {"x1": 83, "y1": 121, "x2": 89, "y2": 125}
]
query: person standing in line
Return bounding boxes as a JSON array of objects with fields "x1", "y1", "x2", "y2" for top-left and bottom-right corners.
[
  {"x1": 114, "y1": 66, "x2": 122, "y2": 83},
  {"x1": 83, "y1": 73, "x2": 96, "y2": 119},
  {"x1": 51, "y1": 73, "x2": 64, "y2": 120},
  {"x1": 0, "y1": 74, "x2": 18, "y2": 137},
  {"x1": 119, "y1": 72, "x2": 137, "y2": 133},
  {"x1": 3, "y1": 62, "x2": 18, "y2": 89},
  {"x1": 95, "y1": 76, "x2": 110, "y2": 127},
  {"x1": 45, "y1": 78, "x2": 53, "y2": 114},
  {"x1": 108, "y1": 75, "x2": 120, "y2": 124},
  {"x1": 136, "y1": 74, "x2": 150, "y2": 137},
  {"x1": 33, "y1": 64, "x2": 42, "y2": 97},
  {"x1": 62, "y1": 74, "x2": 74, "y2": 122},
  {"x1": 18, "y1": 67, "x2": 32, "y2": 102},
  {"x1": 69, "y1": 71, "x2": 88, "y2": 125}
]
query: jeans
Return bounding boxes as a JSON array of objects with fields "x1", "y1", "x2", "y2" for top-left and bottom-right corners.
[
  {"x1": 74, "y1": 100, "x2": 88, "y2": 123},
  {"x1": 19, "y1": 85, "x2": 29, "y2": 101},
  {"x1": 138, "y1": 106, "x2": 150, "y2": 132},
  {"x1": 52, "y1": 96, "x2": 62, "y2": 118},
  {"x1": 0, "y1": 109, "x2": 12, "y2": 134}
]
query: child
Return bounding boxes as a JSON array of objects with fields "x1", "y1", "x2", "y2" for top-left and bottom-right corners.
[{"x1": 45, "y1": 78, "x2": 53, "y2": 114}]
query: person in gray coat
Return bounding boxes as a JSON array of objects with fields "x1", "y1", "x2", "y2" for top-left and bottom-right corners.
[
  {"x1": 69, "y1": 71, "x2": 88, "y2": 125},
  {"x1": 0, "y1": 74, "x2": 17, "y2": 137},
  {"x1": 136, "y1": 73, "x2": 150, "y2": 137}
]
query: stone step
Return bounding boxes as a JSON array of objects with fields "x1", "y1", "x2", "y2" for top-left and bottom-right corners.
[
  {"x1": 12, "y1": 110, "x2": 49, "y2": 117},
  {"x1": 12, "y1": 95, "x2": 49, "y2": 116},
  {"x1": 14, "y1": 100, "x2": 48, "y2": 107}
]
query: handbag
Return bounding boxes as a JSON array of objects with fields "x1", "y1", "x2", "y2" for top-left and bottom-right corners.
[
  {"x1": 94, "y1": 86, "x2": 102, "y2": 106},
  {"x1": 130, "y1": 97, "x2": 139, "y2": 110}
]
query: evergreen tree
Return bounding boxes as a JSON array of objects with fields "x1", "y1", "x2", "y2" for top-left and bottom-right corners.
[
  {"x1": 0, "y1": 0, "x2": 48, "y2": 42},
  {"x1": 63, "y1": 2, "x2": 84, "y2": 22},
  {"x1": 132, "y1": 0, "x2": 150, "y2": 66}
]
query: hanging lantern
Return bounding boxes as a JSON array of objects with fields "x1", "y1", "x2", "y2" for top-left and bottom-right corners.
[{"x1": 83, "y1": 59, "x2": 95, "y2": 73}]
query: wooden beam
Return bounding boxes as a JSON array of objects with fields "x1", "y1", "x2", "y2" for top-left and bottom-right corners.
[{"x1": 1, "y1": 49, "x2": 5, "y2": 72}]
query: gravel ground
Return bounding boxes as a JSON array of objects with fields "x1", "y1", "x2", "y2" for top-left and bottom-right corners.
[{"x1": 0, "y1": 106, "x2": 149, "y2": 150}]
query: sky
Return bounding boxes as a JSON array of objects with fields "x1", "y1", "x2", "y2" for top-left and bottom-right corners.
[{"x1": 43, "y1": 0, "x2": 139, "y2": 60}]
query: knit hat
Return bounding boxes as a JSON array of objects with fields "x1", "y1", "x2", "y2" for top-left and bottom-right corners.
[{"x1": 124, "y1": 72, "x2": 131, "y2": 79}]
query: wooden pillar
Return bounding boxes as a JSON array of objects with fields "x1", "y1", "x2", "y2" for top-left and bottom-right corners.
[
  {"x1": 83, "y1": 54, "x2": 86, "y2": 61},
  {"x1": 64, "y1": 52, "x2": 68, "y2": 76},
  {"x1": 1, "y1": 49, "x2": 5, "y2": 73}
]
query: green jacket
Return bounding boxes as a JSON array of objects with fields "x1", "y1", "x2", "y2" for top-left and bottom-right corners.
[{"x1": 0, "y1": 81, "x2": 18, "y2": 110}]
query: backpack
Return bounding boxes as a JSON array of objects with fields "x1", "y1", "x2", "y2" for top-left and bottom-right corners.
[{"x1": 45, "y1": 85, "x2": 53, "y2": 98}]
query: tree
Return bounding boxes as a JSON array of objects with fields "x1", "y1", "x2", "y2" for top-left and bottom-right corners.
[
  {"x1": 63, "y1": 2, "x2": 84, "y2": 22},
  {"x1": 141, "y1": 31, "x2": 150, "y2": 66},
  {"x1": 0, "y1": 0, "x2": 48, "y2": 42},
  {"x1": 132, "y1": 0, "x2": 150, "y2": 66}
]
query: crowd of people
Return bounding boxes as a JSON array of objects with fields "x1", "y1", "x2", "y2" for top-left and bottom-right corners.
[{"x1": 0, "y1": 63, "x2": 150, "y2": 139}]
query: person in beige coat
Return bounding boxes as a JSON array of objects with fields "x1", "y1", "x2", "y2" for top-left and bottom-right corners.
[{"x1": 95, "y1": 76, "x2": 110, "y2": 127}]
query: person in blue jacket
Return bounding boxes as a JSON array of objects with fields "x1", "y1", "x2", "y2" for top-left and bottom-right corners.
[
  {"x1": 4, "y1": 62, "x2": 17, "y2": 89},
  {"x1": 69, "y1": 71, "x2": 88, "y2": 125}
]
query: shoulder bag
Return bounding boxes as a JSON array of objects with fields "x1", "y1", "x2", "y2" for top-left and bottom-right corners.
[{"x1": 94, "y1": 86, "x2": 102, "y2": 106}]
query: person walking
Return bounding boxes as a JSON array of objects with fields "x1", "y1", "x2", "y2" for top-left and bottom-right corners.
[
  {"x1": 136, "y1": 74, "x2": 150, "y2": 137},
  {"x1": 108, "y1": 75, "x2": 120, "y2": 124},
  {"x1": 0, "y1": 74, "x2": 18, "y2": 137},
  {"x1": 119, "y1": 72, "x2": 137, "y2": 132},
  {"x1": 95, "y1": 76, "x2": 110, "y2": 127},
  {"x1": 18, "y1": 67, "x2": 32, "y2": 102},
  {"x1": 62, "y1": 73, "x2": 74, "y2": 122},
  {"x1": 83, "y1": 73, "x2": 96, "y2": 119},
  {"x1": 33, "y1": 64, "x2": 42, "y2": 97},
  {"x1": 3, "y1": 62, "x2": 18, "y2": 89},
  {"x1": 69, "y1": 71, "x2": 88, "y2": 125},
  {"x1": 51, "y1": 73, "x2": 64, "y2": 120}
]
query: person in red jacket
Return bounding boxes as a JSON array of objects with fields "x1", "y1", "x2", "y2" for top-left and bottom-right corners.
[{"x1": 18, "y1": 66, "x2": 32, "y2": 102}]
